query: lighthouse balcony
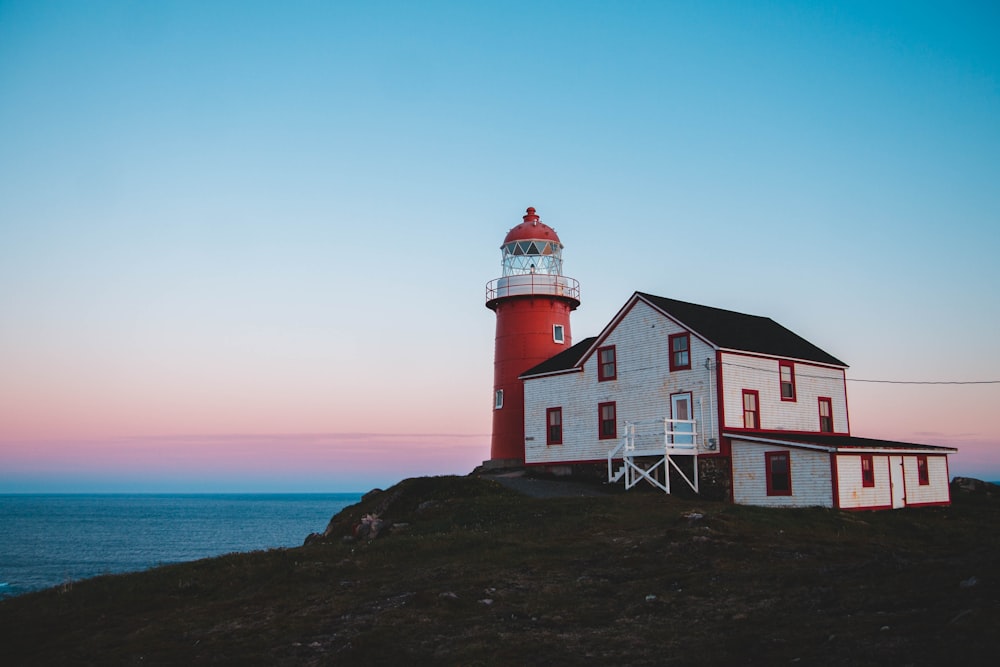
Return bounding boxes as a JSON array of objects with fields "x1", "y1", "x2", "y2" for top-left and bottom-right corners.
[{"x1": 486, "y1": 274, "x2": 580, "y2": 304}]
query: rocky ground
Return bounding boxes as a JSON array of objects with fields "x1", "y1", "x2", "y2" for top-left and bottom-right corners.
[{"x1": 2, "y1": 474, "x2": 998, "y2": 665}]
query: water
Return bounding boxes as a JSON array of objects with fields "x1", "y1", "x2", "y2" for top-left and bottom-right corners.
[{"x1": 0, "y1": 493, "x2": 360, "y2": 599}]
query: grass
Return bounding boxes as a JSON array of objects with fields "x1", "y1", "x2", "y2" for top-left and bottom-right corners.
[{"x1": 1, "y1": 475, "x2": 998, "y2": 665}]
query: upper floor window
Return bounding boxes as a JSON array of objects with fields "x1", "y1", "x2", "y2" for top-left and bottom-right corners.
[
  {"x1": 917, "y1": 455, "x2": 930, "y2": 485},
  {"x1": 553, "y1": 324, "x2": 565, "y2": 344},
  {"x1": 598, "y1": 345, "x2": 617, "y2": 381},
  {"x1": 546, "y1": 407, "x2": 563, "y2": 445},
  {"x1": 766, "y1": 451, "x2": 792, "y2": 496},
  {"x1": 742, "y1": 389, "x2": 760, "y2": 429},
  {"x1": 669, "y1": 333, "x2": 691, "y2": 371},
  {"x1": 861, "y1": 455, "x2": 875, "y2": 488},
  {"x1": 818, "y1": 397, "x2": 833, "y2": 433},
  {"x1": 598, "y1": 401, "x2": 617, "y2": 440},
  {"x1": 494, "y1": 389, "x2": 504, "y2": 410},
  {"x1": 779, "y1": 361, "x2": 796, "y2": 401}
]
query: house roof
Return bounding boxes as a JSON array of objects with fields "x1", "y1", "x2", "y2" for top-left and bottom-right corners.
[
  {"x1": 520, "y1": 337, "x2": 596, "y2": 378},
  {"x1": 637, "y1": 292, "x2": 847, "y2": 367},
  {"x1": 724, "y1": 431, "x2": 957, "y2": 454}
]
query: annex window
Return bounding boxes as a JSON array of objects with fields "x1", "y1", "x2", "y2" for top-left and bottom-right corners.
[
  {"x1": 546, "y1": 408, "x2": 563, "y2": 445},
  {"x1": 766, "y1": 451, "x2": 792, "y2": 496},
  {"x1": 779, "y1": 361, "x2": 796, "y2": 401},
  {"x1": 818, "y1": 397, "x2": 833, "y2": 433},
  {"x1": 669, "y1": 333, "x2": 691, "y2": 371},
  {"x1": 598, "y1": 345, "x2": 617, "y2": 381},
  {"x1": 494, "y1": 389, "x2": 503, "y2": 410},
  {"x1": 553, "y1": 324, "x2": 565, "y2": 344},
  {"x1": 742, "y1": 389, "x2": 760, "y2": 429},
  {"x1": 860, "y1": 455, "x2": 875, "y2": 488},
  {"x1": 598, "y1": 402, "x2": 617, "y2": 440},
  {"x1": 917, "y1": 455, "x2": 930, "y2": 485}
]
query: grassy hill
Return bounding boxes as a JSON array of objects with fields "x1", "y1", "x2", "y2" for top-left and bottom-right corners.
[{"x1": 1, "y1": 475, "x2": 998, "y2": 665}]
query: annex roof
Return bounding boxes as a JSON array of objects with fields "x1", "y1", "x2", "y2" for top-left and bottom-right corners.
[
  {"x1": 724, "y1": 431, "x2": 957, "y2": 454},
  {"x1": 637, "y1": 292, "x2": 847, "y2": 367},
  {"x1": 520, "y1": 337, "x2": 596, "y2": 378}
]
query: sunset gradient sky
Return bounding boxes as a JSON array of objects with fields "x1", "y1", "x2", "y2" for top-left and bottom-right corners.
[{"x1": 1, "y1": 1, "x2": 998, "y2": 491}]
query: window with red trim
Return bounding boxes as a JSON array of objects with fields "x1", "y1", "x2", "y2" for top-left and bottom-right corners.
[
  {"x1": 779, "y1": 361, "x2": 796, "y2": 401},
  {"x1": 917, "y1": 455, "x2": 929, "y2": 485},
  {"x1": 860, "y1": 455, "x2": 875, "y2": 488},
  {"x1": 597, "y1": 346, "x2": 617, "y2": 381},
  {"x1": 598, "y1": 402, "x2": 617, "y2": 440},
  {"x1": 669, "y1": 333, "x2": 691, "y2": 371},
  {"x1": 742, "y1": 389, "x2": 760, "y2": 429},
  {"x1": 546, "y1": 408, "x2": 563, "y2": 445},
  {"x1": 766, "y1": 451, "x2": 792, "y2": 496},
  {"x1": 818, "y1": 397, "x2": 833, "y2": 433}
]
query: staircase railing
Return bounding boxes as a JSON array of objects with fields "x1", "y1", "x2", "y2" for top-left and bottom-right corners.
[{"x1": 607, "y1": 418, "x2": 701, "y2": 493}]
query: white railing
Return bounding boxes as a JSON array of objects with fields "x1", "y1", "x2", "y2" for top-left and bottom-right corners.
[
  {"x1": 485, "y1": 274, "x2": 581, "y2": 302},
  {"x1": 608, "y1": 419, "x2": 700, "y2": 494},
  {"x1": 623, "y1": 418, "x2": 700, "y2": 453}
]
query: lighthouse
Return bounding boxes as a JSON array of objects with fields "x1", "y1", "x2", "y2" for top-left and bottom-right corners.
[{"x1": 486, "y1": 207, "x2": 581, "y2": 463}]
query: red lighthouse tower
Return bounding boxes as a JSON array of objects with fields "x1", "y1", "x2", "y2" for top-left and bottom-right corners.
[{"x1": 486, "y1": 207, "x2": 581, "y2": 463}]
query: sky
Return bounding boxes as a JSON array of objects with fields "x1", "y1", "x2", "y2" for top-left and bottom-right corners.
[{"x1": 1, "y1": 1, "x2": 998, "y2": 492}]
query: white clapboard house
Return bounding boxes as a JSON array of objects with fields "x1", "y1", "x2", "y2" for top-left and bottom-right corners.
[{"x1": 521, "y1": 292, "x2": 955, "y2": 509}]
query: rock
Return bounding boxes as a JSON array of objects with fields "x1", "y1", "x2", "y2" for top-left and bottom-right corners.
[
  {"x1": 951, "y1": 477, "x2": 997, "y2": 496},
  {"x1": 353, "y1": 513, "x2": 390, "y2": 541}
]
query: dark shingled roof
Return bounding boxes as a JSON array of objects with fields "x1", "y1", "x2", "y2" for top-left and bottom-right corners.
[
  {"x1": 638, "y1": 292, "x2": 847, "y2": 367},
  {"x1": 725, "y1": 431, "x2": 957, "y2": 453},
  {"x1": 520, "y1": 337, "x2": 596, "y2": 378}
]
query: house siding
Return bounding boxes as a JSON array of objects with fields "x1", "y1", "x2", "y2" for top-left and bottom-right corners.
[
  {"x1": 903, "y1": 455, "x2": 951, "y2": 506},
  {"x1": 720, "y1": 352, "x2": 847, "y2": 433},
  {"x1": 731, "y1": 439, "x2": 833, "y2": 507},
  {"x1": 836, "y1": 454, "x2": 893, "y2": 509},
  {"x1": 524, "y1": 300, "x2": 719, "y2": 465}
]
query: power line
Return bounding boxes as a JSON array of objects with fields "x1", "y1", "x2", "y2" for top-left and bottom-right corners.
[
  {"x1": 718, "y1": 360, "x2": 1000, "y2": 385},
  {"x1": 846, "y1": 378, "x2": 1000, "y2": 385}
]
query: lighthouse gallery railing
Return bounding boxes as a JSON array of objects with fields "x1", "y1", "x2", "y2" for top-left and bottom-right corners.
[{"x1": 486, "y1": 275, "x2": 580, "y2": 301}]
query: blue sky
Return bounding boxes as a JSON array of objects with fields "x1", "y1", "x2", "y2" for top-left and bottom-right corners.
[{"x1": 1, "y1": 1, "x2": 998, "y2": 491}]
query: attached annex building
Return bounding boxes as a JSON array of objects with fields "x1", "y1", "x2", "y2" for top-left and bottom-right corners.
[{"x1": 518, "y1": 291, "x2": 955, "y2": 509}]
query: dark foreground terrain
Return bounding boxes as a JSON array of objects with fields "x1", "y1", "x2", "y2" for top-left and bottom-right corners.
[{"x1": 2, "y1": 475, "x2": 998, "y2": 666}]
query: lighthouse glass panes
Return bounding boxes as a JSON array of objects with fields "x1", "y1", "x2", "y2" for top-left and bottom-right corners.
[{"x1": 501, "y1": 240, "x2": 563, "y2": 276}]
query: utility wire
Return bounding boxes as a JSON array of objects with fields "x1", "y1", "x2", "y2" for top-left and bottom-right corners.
[
  {"x1": 717, "y1": 360, "x2": 1000, "y2": 385},
  {"x1": 846, "y1": 378, "x2": 1000, "y2": 385}
]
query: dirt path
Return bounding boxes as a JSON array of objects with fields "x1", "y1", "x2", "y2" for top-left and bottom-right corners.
[{"x1": 479, "y1": 471, "x2": 615, "y2": 498}]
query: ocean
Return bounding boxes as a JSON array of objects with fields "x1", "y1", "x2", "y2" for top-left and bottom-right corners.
[{"x1": 0, "y1": 493, "x2": 361, "y2": 599}]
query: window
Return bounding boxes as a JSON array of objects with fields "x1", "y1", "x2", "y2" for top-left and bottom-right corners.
[
  {"x1": 553, "y1": 324, "x2": 565, "y2": 344},
  {"x1": 598, "y1": 402, "x2": 617, "y2": 440},
  {"x1": 818, "y1": 397, "x2": 833, "y2": 433},
  {"x1": 494, "y1": 389, "x2": 503, "y2": 409},
  {"x1": 546, "y1": 408, "x2": 563, "y2": 445},
  {"x1": 598, "y1": 345, "x2": 617, "y2": 381},
  {"x1": 669, "y1": 333, "x2": 691, "y2": 371},
  {"x1": 917, "y1": 455, "x2": 929, "y2": 485},
  {"x1": 742, "y1": 390, "x2": 760, "y2": 429},
  {"x1": 766, "y1": 451, "x2": 792, "y2": 496},
  {"x1": 861, "y1": 455, "x2": 875, "y2": 488},
  {"x1": 779, "y1": 361, "x2": 796, "y2": 401}
]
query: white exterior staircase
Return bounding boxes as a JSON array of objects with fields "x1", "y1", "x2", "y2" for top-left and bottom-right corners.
[{"x1": 607, "y1": 419, "x2": 700, "y2": 494}]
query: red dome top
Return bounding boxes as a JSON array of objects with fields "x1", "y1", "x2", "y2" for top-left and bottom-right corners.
[{"x1": 502, "y1": 207, "x2": 562, "y2": 245}]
